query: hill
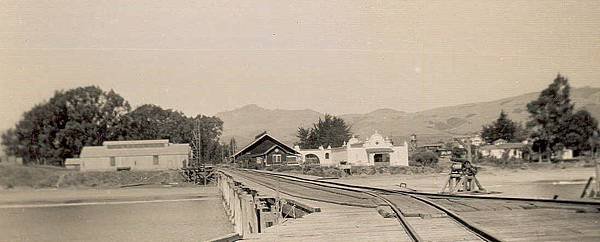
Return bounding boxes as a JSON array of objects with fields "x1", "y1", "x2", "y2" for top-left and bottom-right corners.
[
  {"x1": 216, "y1": 87, "x2": 600, "y2": 147},
  {"x1": 216, "y1": 104, "x2": 322, "y2": 146}
]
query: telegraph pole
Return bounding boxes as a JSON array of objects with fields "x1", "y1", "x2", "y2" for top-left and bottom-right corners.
[
  {"x1": 191, "y1": 120, "x2": 202, "y2": 167},
  {"x1": 592, "y1": 131, "x2": 599, "y2": 197}
]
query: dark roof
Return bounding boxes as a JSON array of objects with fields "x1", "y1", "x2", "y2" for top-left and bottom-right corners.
[
  {"x1": 366, "y1": 148, "x2": 394, "y2": 153},
  {"x1": 233, "y1": 133, "x2": 299, "y2": 158}
]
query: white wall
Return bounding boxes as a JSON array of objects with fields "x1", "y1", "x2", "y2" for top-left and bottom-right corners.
[
  {"x1": 69, "y1": 154, "x2": 188, "y2": 172},
  {"x1": 390, "y1": 145, "x2": 409, "y2": 166},
  {"x1": 482, "y1": 149, "x2": 522, "y2": 159},
  {"x1": 347, "y1": 148, "x2": 369, "y2": 166},
  {"x1": 330, "y1": 149, "x2": 347, "y2": 165},
  {"x1": 295, "y1": 139, "x2": 409, "y2": 167}
]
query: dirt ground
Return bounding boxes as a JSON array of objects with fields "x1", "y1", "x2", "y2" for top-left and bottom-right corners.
[{"x1": 338, "y1": 164, "x2": 599, "y2": 200}]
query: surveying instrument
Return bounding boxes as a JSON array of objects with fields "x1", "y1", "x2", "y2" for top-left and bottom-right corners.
[
  {"x1": 440, "y1": 138, "x2": 486, "y2": 194},
  {"x1": 440, "y1": 157, "x2": 486, "y2": 194}
]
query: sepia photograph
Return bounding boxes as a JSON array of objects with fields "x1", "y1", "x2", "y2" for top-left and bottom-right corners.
[{"x1": 1, "y1": 1, "x2": 600, "y2": 241}]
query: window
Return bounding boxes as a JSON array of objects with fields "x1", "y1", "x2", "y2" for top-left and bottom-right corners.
[
  {"x1": 110, "y1": 157, "x2": 116, "y2": 166},
  {"x1": 153, "y1": 155, "x2": 159, "y2": 165},
  {"x1": 325, "y1": 153, "x2": 330, "y2": 159},
  {"x1": 273, "y1": 154, "x2": 282, "y2": 163}
]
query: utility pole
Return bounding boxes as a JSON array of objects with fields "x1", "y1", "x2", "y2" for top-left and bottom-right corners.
[
  {"x1": 454, "y1": 137, "x2": 472, "y2": 162},
  {"x1": 592, "y1": 131, "x2": 599, "y2": 197},
  {"x1": 191, "y1": 120, "x2": 202, "y2": 168}
]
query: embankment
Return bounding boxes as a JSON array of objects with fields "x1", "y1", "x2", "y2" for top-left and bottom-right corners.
[{"x1": 0, "y1": 164, "x2": 185, "y2": 189}]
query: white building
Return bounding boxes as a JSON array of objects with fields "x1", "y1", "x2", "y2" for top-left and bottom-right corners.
[
  {"x1": 295, "y1": 132, "x2": 409, "y2": 167},
  {"x1": 479, "y1": 139, "x2": 526, "y2": 159},
  {"x1": 65, "y1": 140, "x2": 191, "y2": 171},
  {"x1": 470, "y1": 135, "x2": 484, "y2": 146}
]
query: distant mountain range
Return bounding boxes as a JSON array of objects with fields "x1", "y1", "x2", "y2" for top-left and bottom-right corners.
[{"x1": 216, "y1": 87, "x2": 600, "y2": 147}]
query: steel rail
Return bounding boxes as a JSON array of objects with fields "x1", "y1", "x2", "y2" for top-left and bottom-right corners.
[
  {"x1": 253, "y1": 169, "x2": 600, "y2": 207},
  {"x1": 244, "y1": 169, "x2": 502, "y2": 242},
  {"x1": 224, "y1": 169, "x2": 378, "y2": 208},
  {"x1": 363, "y1": 190, "x2": 424, "y2": 242},
  {"x1": 234, "y1": 169, "x2": 423, "y2": 242},
  {"x1": 228, "y1": 169, "x2": 372, "y2": 201}
]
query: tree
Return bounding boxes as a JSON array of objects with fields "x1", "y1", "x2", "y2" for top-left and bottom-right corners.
[
  {"x1": 1, "y1": 86, "x2": 229, "y2": 166},
  {"x1": 229, "y1": 137, "x2": 237, "y2": 156},
  {"x1": 123, "y1": 105, "x2": 224, "y2": 164},
  {"x1": 526, "y1": 74, "x2": 599, "y2": 160},
  {"x1": 1, "y1": 86, "x2": 131, "y2": 165},
  {"x1": 124, "y1": 104, "x2": 191, "y2": 143},
  {"x1": 296, "y1": 114, "x2": 352, "y2": 149},
  {"x1": 527, "y1": 74, "x2": 573, "y2": 160},
  {"x1": 562, "y1": 110, "x2": 599, "y2": 154},
  {"x1": 481, "y1": 110, "x2": 523, "y2": 143},
  {"x1": 296, "y1": 127, "x2": 317, "y2": 149},
  {"x1": 191, "y1": 115, "x2": 224, "y2": 163}
]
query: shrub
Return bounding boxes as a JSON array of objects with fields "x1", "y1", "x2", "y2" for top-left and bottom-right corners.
[
  {"x1": 409, "y1": 151, "x2": 439, "y2": 166},
  {"x1": 478, "y1": 156, "x2": 526, "y2": 169}
]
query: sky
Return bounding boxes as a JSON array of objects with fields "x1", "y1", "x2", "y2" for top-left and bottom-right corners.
[{"x1": 1, "y1": 0, "x2": 599, "y2": 132}]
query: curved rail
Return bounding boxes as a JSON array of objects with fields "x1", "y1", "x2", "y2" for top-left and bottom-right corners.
[
  {"x1": 230, "y1": 169, "x2": 423, "y2": 242},
  {"x1": 226, "y1": 169, "x2": 377, "y2": 208},
  {"x1": 235, "y1": 169, "x2": 501, "y2": 242},
  {"x1": 363, "y1": 190, "x2": 424, "y2": 242},
  {"x1": 254, "y1": 169, "x2": 600, "y2": 207}
]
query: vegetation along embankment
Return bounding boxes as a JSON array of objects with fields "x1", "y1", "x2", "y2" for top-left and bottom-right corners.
[{"x1": 0, "y1": 164, "x2": 184, "y2": 190}]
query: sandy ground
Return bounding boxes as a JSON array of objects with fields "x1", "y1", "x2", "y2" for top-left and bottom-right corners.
[{"x1": 338, "y1": 165, "x2": 598, "y2": 200}]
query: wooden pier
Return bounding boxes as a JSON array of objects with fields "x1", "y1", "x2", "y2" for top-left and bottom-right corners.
[{"x1": 216, "y1": 169, "x2": 600, "y2": 242}]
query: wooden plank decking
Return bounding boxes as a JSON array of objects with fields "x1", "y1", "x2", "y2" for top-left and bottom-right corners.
[
  {"x1": 225, "y1": 171, "x2": 412, "y2": 241},
  {"x1": 246, "y1": 204, "x2": 411, "y2": 242},
  {"x1": 223, "y1": 170, "x2": 600, "y2": 241}
]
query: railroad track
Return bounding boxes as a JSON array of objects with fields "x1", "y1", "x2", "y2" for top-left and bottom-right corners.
[{"x1": 226, "y1": 169, "x2": 502, "y2": 242}]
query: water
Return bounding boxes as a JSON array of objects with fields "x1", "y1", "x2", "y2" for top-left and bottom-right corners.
[{"x1": 0, "y1": 198, "x2": 233, "y2": 242}]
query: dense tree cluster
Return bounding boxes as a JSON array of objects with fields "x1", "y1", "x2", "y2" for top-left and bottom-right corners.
[
  {"x1": 526, "y1": 74, "x2": 599, "y2": 158},
  {"x1": 481, "y1": 110, "x2": 526, "y2": 143},
  {"x1": 296, "y1": 114, "x2": 352, "y2": 149},
  {"x1": 1, "y1": 86, "x2": 226, "y2": 166}
]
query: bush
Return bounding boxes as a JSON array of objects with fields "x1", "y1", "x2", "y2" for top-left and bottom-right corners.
[
  {"x1": 0, "y1": 164, "x2": 185, "y2": 189},
  {"x1": 409, "y1": 151, "x2": 439, "y2": 166},
  {"x1": 301, "y1": 166, "x2": 346, "y2": 177},
  {"x1": 478, "y1": 156, "x2": 526, "y2": 169}
]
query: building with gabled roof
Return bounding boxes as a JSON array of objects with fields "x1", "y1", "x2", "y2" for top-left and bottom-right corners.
[
  {"x1": 65, "y1": 139, "x2": 191, "y2": 171},
  {"x1": 232, "y1": 131, "x2": 301, "y2": 166}
]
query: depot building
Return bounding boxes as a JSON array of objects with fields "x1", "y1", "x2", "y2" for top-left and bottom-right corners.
[
  {"x1": 233, "y1": 131, "x2": 408, "y2": 167},
  {"x1": 295, "y1": 132, "x2": 409, "y2": 167}
]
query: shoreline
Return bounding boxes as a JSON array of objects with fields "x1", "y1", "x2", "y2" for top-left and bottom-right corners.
[
  {"x1": 338, "y1": 165, "x2": 598, "y2": 200},
  {"x1": 0, "y1": 185, "x2": 216, "y2": 206},
  {"x1": 3, "y1": 162, "x2": 597, "y2": 201},
  {"x1": 0, "y1": 185, "x2": 235, "y2": 242}
]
